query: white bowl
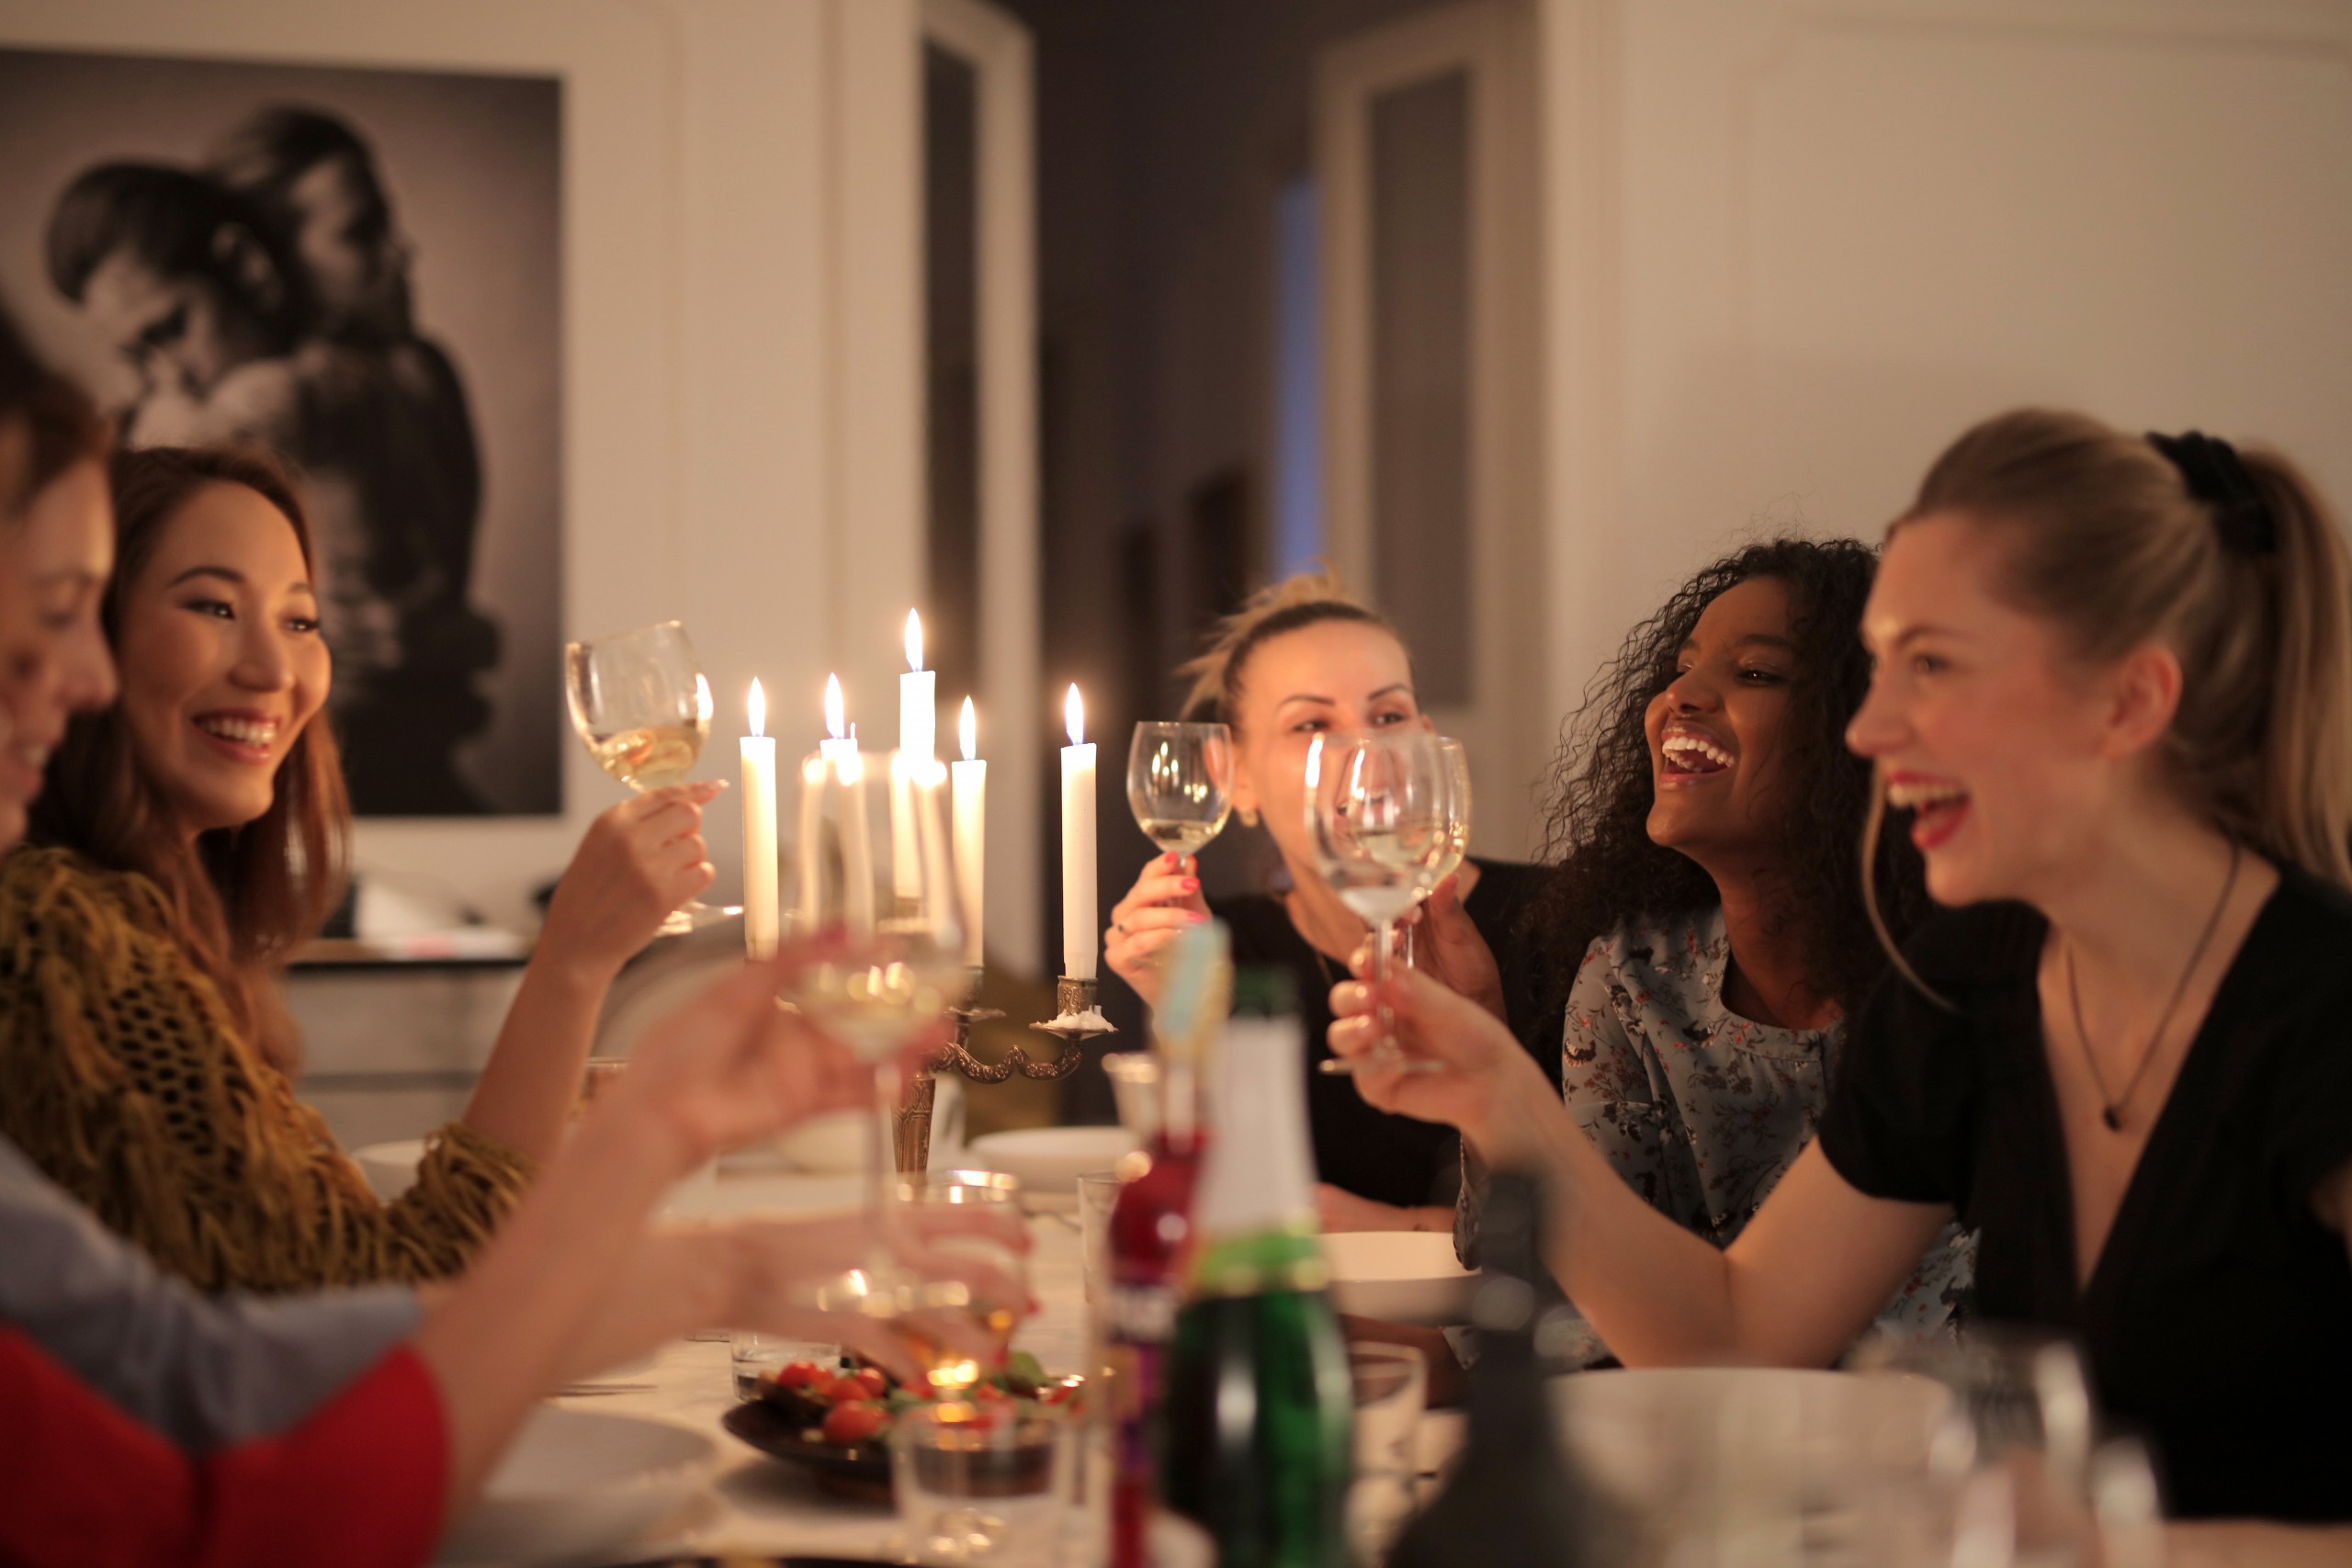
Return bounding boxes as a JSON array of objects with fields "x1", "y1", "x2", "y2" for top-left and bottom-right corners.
[
  {"x1": 1550, "y1": 1367, "x2": 1951, "y2": 1521},
  {"x1": 435, "y1": 1405, "x2": 715, "y2": 1565},
  {"x1": 351, "y1": 1139, "x2": 426, "y2": 1201},
  {"x1": 1321, "y1": 1231, "x2": 1478, "y2": 1325},
  {"x1": 966, "y1": 1126, "x2": 1141, "y2": 1205}
]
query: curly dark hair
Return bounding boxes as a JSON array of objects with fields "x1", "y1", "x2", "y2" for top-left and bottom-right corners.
[{"x1": 1521, "y1": 537, "x2": 1929, "y2": 1020}]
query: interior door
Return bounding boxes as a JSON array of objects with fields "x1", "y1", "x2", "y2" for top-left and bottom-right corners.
[
  {"x1": 1317, "y1": 0, "x2": 1544, "y2": 858},
  {"x1": 921, "y1": 0, "x2": 1042, "y2": 974}
]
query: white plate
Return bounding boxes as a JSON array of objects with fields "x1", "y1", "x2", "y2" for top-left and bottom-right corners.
[
  {"x1": 352, "y1": 1139, "x2": 426, "y2": 1201},
  {"x1": 435, "y1": 1405, "x2": 716, "y2": 1565},
  {"x1": 1321, "y1": 1231, "x2": 1478, "y2": 1325},
  {"x1": 966, "y1": 1126, "x2": 1140, "y2": 1203}
]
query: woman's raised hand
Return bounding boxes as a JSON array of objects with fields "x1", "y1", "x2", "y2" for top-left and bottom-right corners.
[
  {"x1": 1329, "y1": 961, "x2": 1541, "y2": 1151},
  {"x1": 1104, "y1": 852, "x2": 1212, "y2": 1007},
  {"x1": 541, "y1": 782, "x2": 725, "y2": 979}
]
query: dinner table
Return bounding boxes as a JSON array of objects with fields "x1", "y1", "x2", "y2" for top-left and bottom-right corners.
[{"x1": 516, "y1": 1158, "x2": 1463, "y2": 1567}]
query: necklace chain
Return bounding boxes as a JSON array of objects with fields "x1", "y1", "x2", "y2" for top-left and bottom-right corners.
[{"x1": 2064, "y1": 844, "x2": 2242, "y2": 1134}]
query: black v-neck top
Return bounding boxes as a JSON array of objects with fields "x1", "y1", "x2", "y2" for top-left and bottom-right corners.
[
  {"x1": 1816, "y1": 869, "x2": 2352, "y2": 1521},
  {"x1": 1210, "y1": 859, "x2": 1551, "y2": 1209}
]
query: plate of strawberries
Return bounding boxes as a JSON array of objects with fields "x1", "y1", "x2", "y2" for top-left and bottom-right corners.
[{"x1": 720, "y1": 1353, "x2": 1080, "y2": 1504}]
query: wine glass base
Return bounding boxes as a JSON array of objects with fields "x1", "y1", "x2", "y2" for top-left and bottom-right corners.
[
  {"x1": 658, "y1": 899, "x2": 742, "y2": 936},
  {"x1": 1317, "y1": 1054, "x2": 1444, "y2": 1077}
]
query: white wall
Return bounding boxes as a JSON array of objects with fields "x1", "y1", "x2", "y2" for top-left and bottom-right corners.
[
  {"x1": 1536, "y1": 0, "x2": 2352, "y2": 735},
  {"x1": 0, "y1": 0, "x2": 933, "y2": 937}
]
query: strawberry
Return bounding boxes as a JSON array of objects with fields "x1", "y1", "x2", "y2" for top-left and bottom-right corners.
[{"x1": 821, "y1": 1402, "x2": 889, "y2": 1446}]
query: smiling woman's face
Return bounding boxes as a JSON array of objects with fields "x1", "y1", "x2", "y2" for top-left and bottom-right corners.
[
  {"x1": 1847, "y1": 512, "x2": 2120, "y2": 908},
  {"x1": 1229, "y1": 618, "x2": 1429, "y2": 878},
  {"x1": 1643, "y1": 575, "x2": 1802, "y2": 874},
  {"x1": 113, "y1": 480, "x2": 330, "y2": 837}
]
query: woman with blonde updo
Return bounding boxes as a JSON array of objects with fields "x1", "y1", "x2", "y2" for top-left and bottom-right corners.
[{"x1": 1105, "y1": 573, "x2": 1551, "y2": 1233}]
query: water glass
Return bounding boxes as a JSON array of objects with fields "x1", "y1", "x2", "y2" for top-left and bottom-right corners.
[
  {"x1": 894, "y1": 1401, "x2": 1078, "y2": 1564},
  {"x1": 1076, "y1": 1171, "x2": 1123, "y2": 1304},
  {"x1": 896, "y1": 1169, "x2": 1028, "y2": 1392},
  {"x1": 1345, "y1": 1343, "x2": 1428, "y2": 1566}
]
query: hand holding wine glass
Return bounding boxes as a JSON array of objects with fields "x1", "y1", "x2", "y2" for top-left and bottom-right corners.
[
  {"x1": 563, "y1": 620, "x2": 736, "y2": 933},
  {"x1": 1105, "y1": 722, "x2": 1232, "y2": 1003},
  {"x1": 1306, "y1": 729, "x2": 1451, "y2": 1075}
]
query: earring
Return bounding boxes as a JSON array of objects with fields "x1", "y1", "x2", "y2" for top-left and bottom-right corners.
[{"x1": 1238, "y1": 806, "x2": 1261, "y2": 829}]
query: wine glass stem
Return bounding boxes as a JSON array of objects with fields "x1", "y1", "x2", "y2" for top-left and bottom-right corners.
[
  {"x1": 866, "y1": 1061, "x2": 900, "y2": 1277},
  {"x1": 1371, "y1": 917, "x2": 1396, "y2": 1048}
]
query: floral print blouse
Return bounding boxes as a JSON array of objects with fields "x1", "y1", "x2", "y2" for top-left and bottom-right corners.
[{"x1": 1458, "y1": 907, "x2": 1973, "y2": 1365}]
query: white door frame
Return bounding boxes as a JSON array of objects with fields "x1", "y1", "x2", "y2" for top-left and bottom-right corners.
[
  {"x1": 921, "y1": 0, "x2": 1042, "y2": 973},
  {"x1": 1317, "y1": 0, "x2": 1545, "y2": 856}
]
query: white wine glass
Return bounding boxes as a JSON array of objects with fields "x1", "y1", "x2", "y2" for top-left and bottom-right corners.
[
  {"x1": 1127, "y1": 721, "x2": 1234, "y2": 855},
  {"x1": 1305, "y1": 730, "x2": 1450, "y2": 1075},
  {"x1": 786, "y1": 747, "x2": 997, "y2": 1346},
  {"x1": 1399, "y1": 737, "x2": 1472, "y2": 969},
  {"x1": 563, "y1": 620, "x2": 733, "y2": 933}
]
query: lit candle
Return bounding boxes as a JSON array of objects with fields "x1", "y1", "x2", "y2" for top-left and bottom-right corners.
[
  {"x1": 952, "y1": 697, "x2": 986, "y2": 968},
  {"x1": 899, "y1": 611, "x2": 936, "y2": 760},
  {"x1": 741, "y1": 679, "x2": 778, "y2": 960},
  {"x1": 800, "y1": 675, "x2": 875, "y2": 934},
  {"x1": 1060, "y1": 683, "x2": 1097, "y2": 980}
]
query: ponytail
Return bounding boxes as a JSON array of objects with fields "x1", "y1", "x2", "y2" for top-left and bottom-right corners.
[{"x1": 2232, "y1": 448, "x2": 2352, "y2": 886}]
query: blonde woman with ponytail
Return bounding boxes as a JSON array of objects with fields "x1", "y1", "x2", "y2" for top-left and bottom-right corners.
[
  {"x1": 1333, "y1": 410, "x2": 2352, "y2": 1546},
  {"x1": 1102, "y1": 572, "x2": 1549, "y2": 1233}
]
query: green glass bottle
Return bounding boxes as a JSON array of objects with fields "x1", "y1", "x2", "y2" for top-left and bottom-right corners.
[{"x1": 1159, "y1": 969, "x2": 1353, "y2": 1568}]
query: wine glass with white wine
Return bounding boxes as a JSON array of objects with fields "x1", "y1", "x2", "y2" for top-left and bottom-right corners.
[
  {"x1": 1399, "y1": 737, "x2": 1472, "y2": 968},
  {"x1": 1305, "y1": 730, "x2": 1451, "y2": 1075},
  {"x1": 1127, "y1": 721, "x2": 1234, "y2": 856},
  {"x1": 563, "y1": 620, "x2": 734, "y2": 933},
  {"x1": 785, "y1": 745, "x2": 1009, "y2": 1359}
]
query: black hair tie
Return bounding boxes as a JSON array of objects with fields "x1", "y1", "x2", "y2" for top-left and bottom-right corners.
[{"x1": 2147, "y1": 430, "x2": 2278, "y2": 556}]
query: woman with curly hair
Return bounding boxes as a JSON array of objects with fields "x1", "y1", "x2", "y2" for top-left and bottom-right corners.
[{"x1": 1441, "y1": 537, "x2": 1972, "y2": 1357}]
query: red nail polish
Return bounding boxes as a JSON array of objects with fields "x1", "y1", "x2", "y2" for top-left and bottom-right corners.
[{"x1": 1183, "y1": 878, "x2": 1200, "y2": 892}]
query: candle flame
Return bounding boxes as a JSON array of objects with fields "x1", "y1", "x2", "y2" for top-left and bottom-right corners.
[
  {"x1": 824, "y1": 673, "x2": 844, "y2": 740},
  {"x1": 959, "y1": 696, "x2": 977, "y2": 761},
  {"x1": 1065, "y1": 683, "x2": 1085, "y2": 748},
  {"x1": 747, "y1": 678, "x2": 766, "y2": 739},
  {"x1": 905, "y1": 609, "x2": 923, "y2": 672}
]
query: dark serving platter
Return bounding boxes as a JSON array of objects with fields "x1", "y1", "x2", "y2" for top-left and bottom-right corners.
[{"x1": 720, "y1": 1396, "x2": 893, "y2": 1504}]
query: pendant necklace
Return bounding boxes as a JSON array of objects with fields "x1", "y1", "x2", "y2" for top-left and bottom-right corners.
[{"x1": 2064, "y1": 843, "x2": 2241, "y2": 1133}]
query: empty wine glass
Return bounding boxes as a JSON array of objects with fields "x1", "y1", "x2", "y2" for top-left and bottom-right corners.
[
  {"x1": 786, "y1": 745, "x2": 995, "y2": 1334},
  {"x1": 1127, "y1": 722, "x2": 1235, "y2": 856},
  {"x1": 1400, "y1": 737, "x2": 1472, "y2": 968},
  {"x1": 563, "y1": 620, "x2": 732, "y2": 933},
  {"x1": 1305, "y1": 730, "x2": 1451, "y2": 1075}
]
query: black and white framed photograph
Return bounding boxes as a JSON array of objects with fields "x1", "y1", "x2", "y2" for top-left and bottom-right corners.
[{"x1": 0, "y1": 45, "x2": 561, "y2": 816}]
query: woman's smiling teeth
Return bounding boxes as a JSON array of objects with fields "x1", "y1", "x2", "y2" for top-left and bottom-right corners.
[
  {"x1": 1884, "y1": 777, "x2": 1968, "y2": 810},
  {"x1": 1660, "y1": 729, "x2": 1735, "y2": 776},
  {"x1": 194, "y1": 713, "x2": 279, "y2": 754}
]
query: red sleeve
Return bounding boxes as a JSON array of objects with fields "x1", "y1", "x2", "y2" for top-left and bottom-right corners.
[{"x1": 0, "y1": 1326, "x2": 447, "y2": 1568}]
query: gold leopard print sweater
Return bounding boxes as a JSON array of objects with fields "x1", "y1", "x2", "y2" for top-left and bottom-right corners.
[{"x1": 0, "y1": 845, "x2": 531, "y2": 1292}]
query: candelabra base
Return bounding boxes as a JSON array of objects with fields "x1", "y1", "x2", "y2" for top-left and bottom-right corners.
[{"x1": 892, "y1": 968, "x2": 1101, "y2": 1173}]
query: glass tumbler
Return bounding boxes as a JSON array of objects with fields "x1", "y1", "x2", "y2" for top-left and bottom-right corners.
[{"x1": 894, "y1": 1401, "x2": 1078, "y2": 1565}]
